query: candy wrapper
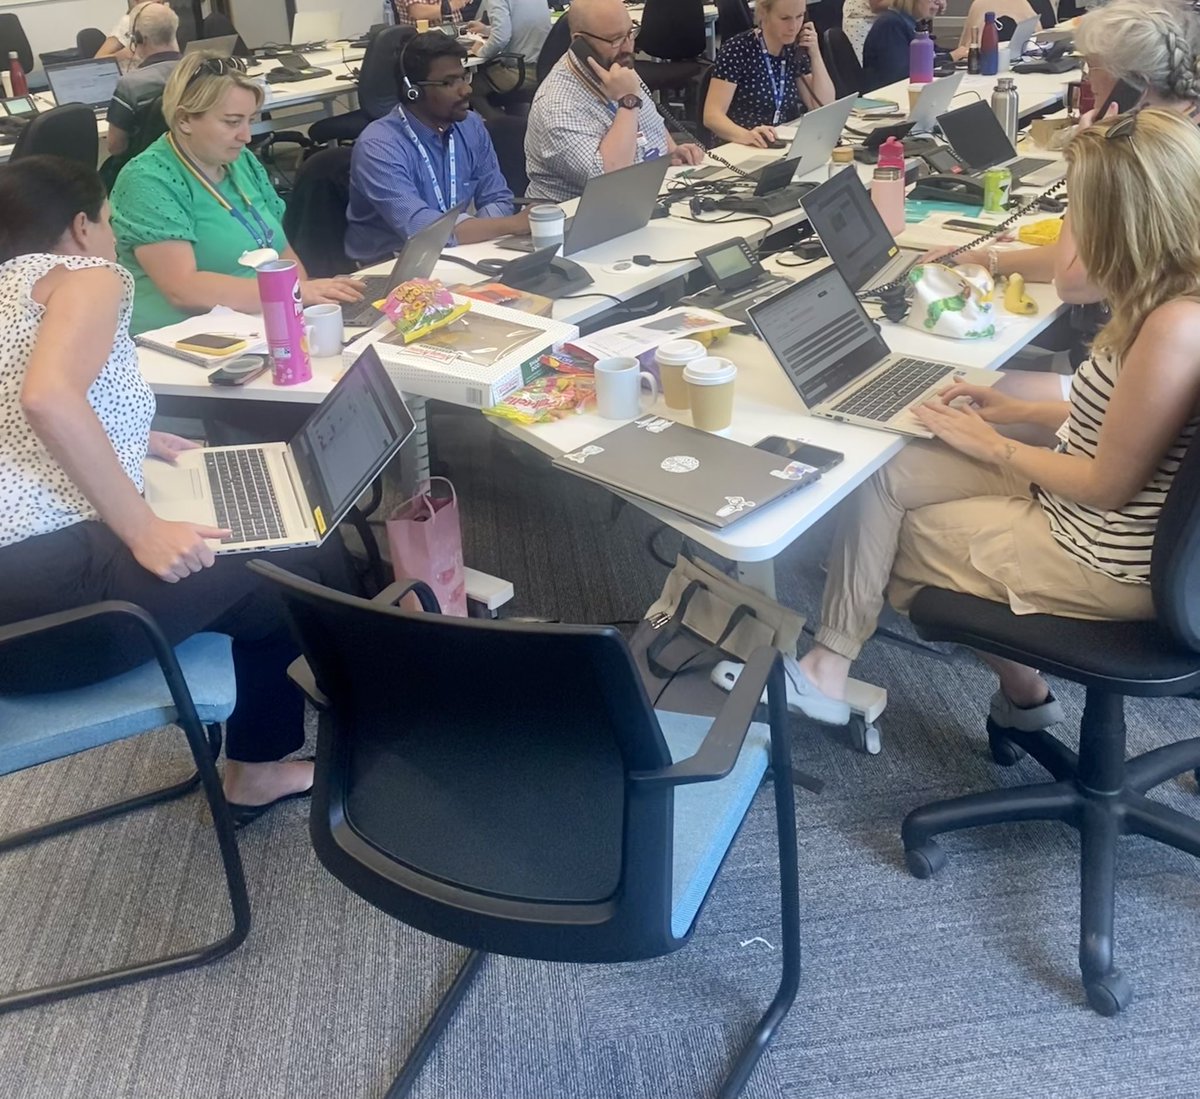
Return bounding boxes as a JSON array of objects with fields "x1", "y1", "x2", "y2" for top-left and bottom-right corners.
[
  {"x1": 380, "y1": 279, "x2": 470, "y2": 344},
  {"x1": 539, "y1": 348, "x2": 595, "y2": 375},
  {"x1": 484, "y1": 375, "x2": 596, "y2": 425}
]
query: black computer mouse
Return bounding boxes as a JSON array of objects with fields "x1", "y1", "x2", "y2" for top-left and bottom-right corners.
[{"x1": 1036, "y1": 195, "x2": 1065, "y2": 213}]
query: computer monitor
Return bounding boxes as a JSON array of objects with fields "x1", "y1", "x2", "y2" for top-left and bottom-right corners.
[
  {"x1": 291, "y1": 10, "x2": 341, "y2": 46},
  {"x1": 45, "y1": 59, "x2": 121, "y2": 110}
]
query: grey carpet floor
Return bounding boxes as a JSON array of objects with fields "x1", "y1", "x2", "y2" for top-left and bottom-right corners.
[{"x1": 2, "y1": 411, "x2": 1199, "y2": 1099}]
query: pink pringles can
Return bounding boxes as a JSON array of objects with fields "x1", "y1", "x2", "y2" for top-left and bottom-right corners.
[{"x1": 256, "y1": 259, "x2": 312, "y2": 386}]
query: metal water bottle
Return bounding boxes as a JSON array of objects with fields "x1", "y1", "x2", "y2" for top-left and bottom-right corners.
[{"x1": 991, "y1": 77, "x2": 1019, "y2": 149}]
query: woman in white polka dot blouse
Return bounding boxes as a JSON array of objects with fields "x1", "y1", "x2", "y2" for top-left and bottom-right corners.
[{"x1": 0, "y1": 157, "x2": 356, "y2": 829}]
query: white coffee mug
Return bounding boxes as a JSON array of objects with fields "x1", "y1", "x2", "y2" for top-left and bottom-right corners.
[
  {"x1": 304, "y1": 303, "x2": 344, "y2": 358},
  {"x1": 594, "y1": 356, "x2": 659, "y2": 419}
]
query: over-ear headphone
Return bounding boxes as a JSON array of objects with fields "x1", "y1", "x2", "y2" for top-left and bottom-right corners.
[
  {"x1": 398, "y1": 31, "x2": 420, "y2": 101},
  {"x1": 129, "y1": 2, "x2": 148, "y2": 48}
]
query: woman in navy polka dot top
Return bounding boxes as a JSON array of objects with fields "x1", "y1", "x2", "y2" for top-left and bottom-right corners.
[{"x1": 703, "y1": 0, "x2": 835, "y2": 147}]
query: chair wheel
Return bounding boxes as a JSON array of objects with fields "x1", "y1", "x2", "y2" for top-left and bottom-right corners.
[
  {"x1": 987, "y1": 720, "x2": 1027, "y2": 767},
  {"x1": 849, "y1": 716, "x2": 882, "y2": 755},
  {"x1": 1084, "y1": 969, "x2": 1132, "y2": 1016},
  {"x1": 905, "y1": 841, "x2": 946, "y2": 879}
]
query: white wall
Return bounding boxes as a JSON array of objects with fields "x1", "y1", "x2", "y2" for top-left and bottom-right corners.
[
  {"x1": 0, "y1": 0, "x2": 127, "y2": 62},
  {"x1": 229, "y1": 0, "x2": 378, "y2": 49}
]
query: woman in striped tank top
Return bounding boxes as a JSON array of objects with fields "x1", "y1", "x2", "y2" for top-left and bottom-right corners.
[{"x1": 783, "y1": 108, "x2": 1200, "y2": 735}]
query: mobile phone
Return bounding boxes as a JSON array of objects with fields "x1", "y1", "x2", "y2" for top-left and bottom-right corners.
[
  {"x1": 176, "y1": 333, "x2": 249, "y2": 356},
  {"x1": 1097, "y1": 78, "x2": 1142, "y2": 118},
  {"x1": 754, "y1": 436, "x2": 844, "y2": 472},
  {"x1": 943, "y1": 217, "x2": 1000, "y2": 234},
  {"x1": 569, "y1": 36, "x2": 608, "y2": 71},
  {"x1": 208, "y1": 355, "x2": 269, "y2": 386}
]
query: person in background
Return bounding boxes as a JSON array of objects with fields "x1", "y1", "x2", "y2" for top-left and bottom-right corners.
[
  {"x1": 0, "y1": 155, "x2": 356, "y2": 827},
  {"x1": 95, "y1": 0, "x2": 168, "y2": 61},
  {"x1": 703, "y1": 0, "x2": 836, "y2": 148},
  {"x1": 954, "y1": 0, "x2": 1037, "y2": 56},
  {"x1": 463, "y1": 0, "x2": 551, "y2": 86},
  {"x1": 842, "y1": 0, "x2": 892, "y2": 58},
  {"x1": 110, "y1": 53, "x2": 363, "y2": 335},
  {"x1": 345, "y1": 32, "x2": 529, "y2": 264},
  {"x1": 106, "y1": 2, "x2": 181, "y2": 158},
  {"x1": 523, "y1": 0, "x2": 704, "y2": 202},
  {"x1": 392, "y1": 0, "x2": 467, "y2": 27},
  {"x1": 786, "y1": 110, "x2": 1200, "y2": 744},
  {"x1": 861, "y1": 0, "x2": 942, "y2": 91}
]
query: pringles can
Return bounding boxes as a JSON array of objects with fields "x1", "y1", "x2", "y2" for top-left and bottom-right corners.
[
  {"x1": 982, "y1": 166, "x2": 1011, "y2": 214},
  {"x1": 256, "y1": 258, "x2": 312, "y2": 386}
]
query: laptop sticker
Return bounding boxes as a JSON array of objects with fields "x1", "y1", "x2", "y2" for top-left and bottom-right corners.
[
  {"x1": 716, "y1": 496, "x2": 757, "y2": 518},
  {"x1": 661, "y1": 455, "x2": 699, "y2": 473},
  {"x1": 563, "y1": 445, "x2": 604, "y2": 465}
]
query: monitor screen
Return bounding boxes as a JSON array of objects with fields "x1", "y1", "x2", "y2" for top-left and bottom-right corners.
[
  {"x1": 46, "y1": 60, "x2": 121, "y2": 108},
  {"x1": 936, "y1": 99, "x2": 1013, "y2": 170},
  {"x1": 801, "y1": 169, "x2": 895, "y2": 292}
]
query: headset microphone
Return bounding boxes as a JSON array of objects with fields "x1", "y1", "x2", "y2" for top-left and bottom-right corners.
[{"x1": 398, "y1": 30, "x2": 421, "y2": 101}]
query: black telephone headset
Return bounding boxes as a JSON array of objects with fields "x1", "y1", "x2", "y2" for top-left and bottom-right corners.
[
  {"x1": 129, "y1": 2, "x2": 147, "y2": 48},
  {"x1": 399, "y1": 31, "x2": 420, "y2": 101}
]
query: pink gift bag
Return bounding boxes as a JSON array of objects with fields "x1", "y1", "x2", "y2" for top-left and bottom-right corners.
[{"x1": 385, "y1": 478, "x2": 468, "y2": 617}]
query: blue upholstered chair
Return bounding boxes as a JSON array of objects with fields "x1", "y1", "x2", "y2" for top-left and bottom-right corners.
[
  {"x1": 0, "y1": 601, "x2": 250, "y2": 1013},
  {"x1": 252, "y1": 560, "x2": 802, "y2": 1099}
]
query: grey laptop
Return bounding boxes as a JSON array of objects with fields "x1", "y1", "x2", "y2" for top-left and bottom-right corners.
[
  {"x1": 143, "y1": 346, "x2": 414, "y2": 552},
  {"x1": 495, "y1": 155, "x2": 671, "y2": 255},
  {"x1": 45, "y1": 59, "x2": 121, "y2": 111},
  {"x1": 345, "y1": 204, "x2": 463, "y2": 327},
  {"x1": 936, "y1": 100, "x2": 1065, "y2": 187},
  {"x1": 748, "y1": 266, "x2": 997, "y2": 437},
  {"x1": 184, "y1": 35, "x2": 240, "y2": 57},
  {"x1": 1006, "y1": 15, "x2": 1041, "y2": 66},
  {"x1": 552, "y1": 416, "x2": 820, "y2": 529},
  {"x1": 802, "y1": 168, "x2": 922, "y2": 294},
  {"x1": 854, "y1": 72, "x2": 962, "y2": 137},
  {"x1": 740, "y1": 93, "x2": 858, "y2": 175}
]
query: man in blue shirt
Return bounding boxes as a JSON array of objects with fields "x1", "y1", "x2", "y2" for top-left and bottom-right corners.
[{"x1": 345, "y1": 32, "x2": 530, "y2": 265}]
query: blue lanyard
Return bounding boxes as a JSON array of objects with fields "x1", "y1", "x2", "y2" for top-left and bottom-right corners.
[
  {"x1": 166, "y1": 134, "x2": 275, "y2": 251},
  {"x1": 398, "y1": 109, "x2": 458, "y2": 213},
  {"x1": 759, "y1": 36, "x2": 787, "y2": 125}
]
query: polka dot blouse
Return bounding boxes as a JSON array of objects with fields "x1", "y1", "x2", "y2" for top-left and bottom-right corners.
[
  {"x1": 0, "y1": 253, "x2": 155, "y2": 548},
  {"x1": 713, "y1": 29, "x2": 813, "y2": 131}
]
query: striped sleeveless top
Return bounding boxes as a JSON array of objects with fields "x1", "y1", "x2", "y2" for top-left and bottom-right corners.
[{"x1": 1039, "y1": 349, "x2": 1200, "y2": 583}]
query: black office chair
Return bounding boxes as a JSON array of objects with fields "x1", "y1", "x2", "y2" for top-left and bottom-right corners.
[
  {"x1": 902, "y1": 433, "x2": 1200, "y2": 1017},
  {"x1": 694, "y1": 64, "x2": 718, "y2": 147},
  {"x1": 282, "y1": 144, "x2": 354, "y2": 277},
  {"x1": 808, "y1": 0, "x2": 845, "y2": 39},
  {"x1": 200, "y1": 11, "x2": 250, "y2": 56},
  {"x1": 11, "y1": 104, "x2": 98, "y2": 169},
  {"x1": 485, "y1": 114, "x2": 529, "y2": 195},
  {"x1": 0, "y1": 14, "x2": 33, "y2": 74},
  {"x1": 309, "y1": 25, "x2": 412, "y2": 146},
  {"x1": 1030, "y1": 0, "x2": 1057, "y2": 29},
  {"x1": 252, "y1": 560, "x2": 802, "y2": 1099},
  {"x1": 635, "y1": 0, "x2": 709, "y2": 115},
  {"x1": 537, "y1": 14, "x2": 572, "y2": 83},
  {"x1": 99, "y1": 93, "x2": 169, "y2": 191},
  {"x1": 715, "y1": 0, "x2": 753, "y2": 40},
  {"x1": 823, "y1": 27, "x2": 863, "y2": 99},
  {"x1": 76, "y1": 27, "x2": 107, "y2": 59}
]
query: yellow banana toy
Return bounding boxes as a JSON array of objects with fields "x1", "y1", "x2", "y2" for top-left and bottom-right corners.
[{"x1": 1004, "y1": 273, "x2": 1038, "y2": 315}]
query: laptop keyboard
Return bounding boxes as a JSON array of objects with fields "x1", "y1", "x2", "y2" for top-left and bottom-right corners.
[
  {"x1": 832, "y1": 358, "x2": 947, "y2": 422},
  {"x1": 343, "y1": 276, "x2": 388, "y2": 325},
  {"x1": 205, "y1": 449, "x2": 286, "y2": 544},
  {"x1": 1008, "y1": 156, "x2": 1049, "y2": 178}
]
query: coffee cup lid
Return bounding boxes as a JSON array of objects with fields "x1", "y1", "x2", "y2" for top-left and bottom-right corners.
[
  {"x1": 683, "y1": 357, "x2": 737, "y2": 386},
  {"x1": 655, "y1": 339, "x2": 707, "y2": 365},
  {"x1": 528, "y1": 203, "x2": 564, "y2": 221}
]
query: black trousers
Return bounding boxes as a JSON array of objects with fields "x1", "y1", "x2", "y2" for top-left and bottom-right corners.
[{"x1": 0, "y1": 522, "x2": 355, "y2": 763}]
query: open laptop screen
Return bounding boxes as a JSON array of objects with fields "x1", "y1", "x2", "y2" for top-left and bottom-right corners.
[
  {"x1": 748, "y1": 267, "x2": 889, "y2": 407},
  {"x1": 936, "y1": 100, "x2": 1014, "y2": 170},
  {"x1": 291, "y1": 346, "x2": 414, "y2": 535},
  {"x1": 46, "y1": 59, "x2": 121, "y2": 109},
  {"x1": 802, "y1": 169, "x2": 897, "y2": 292}
]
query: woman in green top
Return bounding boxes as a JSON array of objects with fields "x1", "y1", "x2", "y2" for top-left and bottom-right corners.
[{"x1": 111, "y1": 53, "x2": 364, "y2": 334}]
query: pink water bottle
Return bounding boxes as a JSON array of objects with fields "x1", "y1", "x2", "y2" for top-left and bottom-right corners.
[
  {"x1": 256, "y1": 259, "x2": 312, "y2": 386},
  {"x1": 871, "y1": 137, "x2": 907, "y2": 238}
]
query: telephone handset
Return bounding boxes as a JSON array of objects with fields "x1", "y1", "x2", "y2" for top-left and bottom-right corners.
[
  {"x1": 569, "y1": 36, "x2": 609, "y2": 72},
  {"x1": 1096, "y1": 78, "x2": 1143, "y2": 118},
  {"x1": 908, "y1": 173, "x2": 986, "y2": 205}
]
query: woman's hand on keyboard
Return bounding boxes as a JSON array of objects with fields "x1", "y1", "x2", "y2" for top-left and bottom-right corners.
[
  {"x1": 935, "y1": 382, "x2": 1032, "y2": 425},
  {"x1": 913, "y1": 399, "x2": 1006, "y2": 463},
  {"x1": 130, "y1": 517, "x2": 228, "y2": 583},
  {"x1": 301, "y1": 276, "x2": 366, "y2": 305},
  {"x1": 147, "y1": 431, "x2": 201, "y2": 464}
]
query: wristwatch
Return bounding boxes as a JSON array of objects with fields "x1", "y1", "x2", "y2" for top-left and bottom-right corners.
[{"x1": 616, "y1": 94, "x2": 643, "y2": 111}]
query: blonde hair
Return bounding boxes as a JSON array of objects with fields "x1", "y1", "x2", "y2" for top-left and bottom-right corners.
[
  {"x1": 1067, "y1": 108, "x2": 1200, "y2": 357},
  {"x1": 755, "y1": 0, "x2": 808, "y2": 19},
  {"x1": 1076, "y1": 0, "x2": 1200, "y2": 102},
  {"x1": 161, "y1": 52, "x2": 263, "y2": 133},
  {"x1": 888, "y1": 0, "x2": 922, "y2": 17}
]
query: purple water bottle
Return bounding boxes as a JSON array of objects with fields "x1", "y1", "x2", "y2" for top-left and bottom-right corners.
[
  {"x1": 256, "y1": 259, "x2": 313, "y2": 386},
  {"x1": 909, "y1": 25, "x2": 934, "y2": 84}
]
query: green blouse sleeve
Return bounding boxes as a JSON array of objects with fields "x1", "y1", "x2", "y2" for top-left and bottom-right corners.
[
  {"x1": 110, "y1": 151, "x2": 198, "y2": 248},
  {"x1": 237, "y1": 150, "x2": 287, "y2": 223}
]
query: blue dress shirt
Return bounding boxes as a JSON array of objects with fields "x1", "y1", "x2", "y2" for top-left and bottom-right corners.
[
  {"x1": 861, "y1": 10, "x2": 918, "y2": 93},
  {"x1": 345, "y1": 107, "x2": 515, "y2": 264}
]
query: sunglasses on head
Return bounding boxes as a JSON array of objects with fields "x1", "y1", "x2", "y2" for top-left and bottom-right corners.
[{"x1": 186, "y1": 54, "x2": 248, "y2": 86}]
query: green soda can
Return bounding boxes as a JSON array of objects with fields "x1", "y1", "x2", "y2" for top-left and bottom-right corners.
[{"x1": 982, "y1": 166, "x2": 1012, "y2": 214}]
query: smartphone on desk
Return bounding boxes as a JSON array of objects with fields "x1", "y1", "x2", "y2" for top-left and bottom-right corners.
[
  {"x1": 176, "y1": 333, "x2": 249, "y2": 357},
  {"x1": 754, "y1": 436, "x2": 844, "y2": 473},
  {"x1": 208, "y1": 355, "x2": 269, "y2": 386}
]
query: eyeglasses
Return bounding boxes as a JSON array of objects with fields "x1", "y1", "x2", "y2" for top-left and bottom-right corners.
[
  {"x1": 416, "y1": 70, "x2": 474, "y2": 89},
  {"x1": 186, "y1": 54, "x2": 248, "y2": 87},
  {"x1": 1105, "y1": 111, "x2": 1138, "y2": 142},
  {"x1": 578, "y1": 23, "x2": 639, "y2": 48}
]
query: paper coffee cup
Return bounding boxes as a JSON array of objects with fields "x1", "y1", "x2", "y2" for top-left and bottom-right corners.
[
  {"x1": 655, "y1": 339, "x2": 707, "y2": 410},
  {"x1": 528, "y1": 203, "x2": 566, "y2": 251},
  {"x1": 684, "y1": 356, "x2": 737, "y2": 431},
  {"x1": 907, "y1": 84, "x2": 922, "y2": 114}
]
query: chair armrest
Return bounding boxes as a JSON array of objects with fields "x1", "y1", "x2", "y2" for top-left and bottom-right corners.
[
  {"x1": 482, "y1": 52, "x2": 526, "y2": 85},
  {"x1": 372, "y1": 578, "x2": 442, "y2": 612},
  {"x1": 286, "y1": 655, "x2": 330, "y2": 710},
  {"x1": 630, "y1": 646, "x2": 781, "y2": 789}
]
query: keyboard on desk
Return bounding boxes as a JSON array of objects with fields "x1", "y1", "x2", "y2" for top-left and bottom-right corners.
[
  {"x1": 205, "y1": 449, "x2": 286, "y2": 544},
  {"x1": 342, "y1": 276, "x2": 389, "y2": 325},
  {"x1": 832, "y1": 358, "x2": 948, "y2": 423}
]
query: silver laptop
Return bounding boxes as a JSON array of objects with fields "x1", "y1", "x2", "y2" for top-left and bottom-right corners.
[
  {"x1": 45, "y1": 59, "x2": 121, "y2": 112},
  {"x1": 741, "y1": 93, "x2": 857, "y2": 175},
  {"x1": 748, "y1": 266, "x2": 998, "y2": 437},
  {"x1": 291, "y1": 9, "x2": 341, "y2": 47},
  {"x1": 907, "y1": 71, "x2": 963, "y2": 133},
  {"x1": 495, "y1": 155, "x2": 670, "y2": 255},
  {"x1": 184, "y1": 35, "x2": 240, "y2": 57},
  {"x1": 1006, "y1": 16, "x2": 1041, "y2": 66},
  {"x1": 143, "y1": 346, "x2": 414, "y2": 552},
  {"x1": 936, "y1": 100, "x2": 1065, "y2": 188},
  {"x1": 802, "y1": 168, "x2": 922, "y2": 294}
]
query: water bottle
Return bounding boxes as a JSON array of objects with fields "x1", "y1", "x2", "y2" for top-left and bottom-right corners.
[
  {"x1": 967, "y1": 27, "x2": 981, "y2": 76},
  {"x1": 382, "y1": 0, "x2": 396, "y2": 25},
  {"x1": 8, "y1": 52, "x2": 27, "y2": 98},
  {"x1": 871, "y1": 137, "x2": 907, "y2": 239},
  {"x1": 991, "y1": 77, "x2": 1019, "y2": 147},
  {"x1": 909, "y1": 26, "x2": 934, "y2": 84},
  {"x1": 980, "y1": 12, "x2": 1000, "y2": 76}
]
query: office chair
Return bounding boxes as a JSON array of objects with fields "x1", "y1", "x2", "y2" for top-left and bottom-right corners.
[
  {"x1": 252, "y1": 560, "x2": 802, "y2": 1099},
  {"x1": 634, "y1": 0, "x2": 709, "y2": 115},
  {"x1": 76, "y1": 27, "x2": 107, "y2": 59},
  {"x1": 537, "y1": 14, "x2": 572, "y2": 83},
  {"x1": 902, "y1": 432, "x2": 1200, "y2": 1016},
  {"x1": 715, "y1": 0, "x2": 753, "y2": 40},
  {"x1": 282, "y1": 144, "x2": 354, "y2": 277},
  {"x1": 309, "y1": 25, "x2": 411, "y2": 146},
  {"x1": 11, "y1": 104, "x2": 98, "y2": 169},
  {"x1": 693, "y1": 64, "x2": 717, "y2": 146},
  {"x1": 807, "y1": 0, "x2": 845, "y2": 39},
  {"x1": 0, "y1": 14, "x2": 33, "y2": 74},
  {"x1": 100, "y1": 92, "x2": 169, "y2": 190},
  {"x1": 0, "y1": 602, "x2": 249, "y2": 1013},
  {"x1": 485, "y1": 114, "x2": 529, "y2": 195},
  {"x1": 823, "y1": 27, "x2": 863, "y2": 99},
  {"x1": 1029, "y1": 0, "x2": 1057, "y2": 29}
]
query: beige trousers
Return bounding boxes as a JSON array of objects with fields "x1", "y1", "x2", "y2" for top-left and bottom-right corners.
[{"x1": 814, "y1": 440, "x2": 1155, "y2": 661}]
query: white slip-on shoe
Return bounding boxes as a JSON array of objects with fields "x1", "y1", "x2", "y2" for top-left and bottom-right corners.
[
  {"x1": 988, "y1": 688, "x2": 1065, "y2": 733},
  {"x1": 711, "y1": 656, "x2": 852, "y2": 726}
]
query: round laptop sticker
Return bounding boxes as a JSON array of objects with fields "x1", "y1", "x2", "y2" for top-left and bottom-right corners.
[{"x1": 661, "y1": 455, "x2": 699, "y2": 474}]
